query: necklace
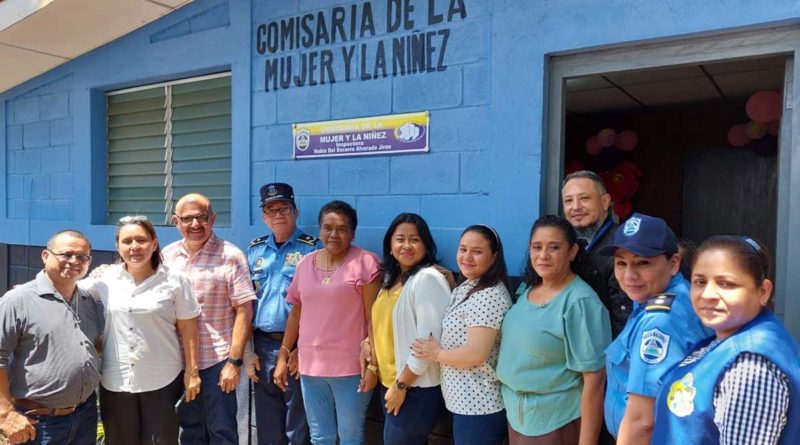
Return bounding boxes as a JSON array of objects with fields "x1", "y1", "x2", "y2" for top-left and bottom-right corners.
[{"x1": 319, "y1": 251, "x2": 343, "y2": 285}]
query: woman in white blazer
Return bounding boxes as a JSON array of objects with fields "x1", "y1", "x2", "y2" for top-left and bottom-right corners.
[{"x1": 363, "y1": 213, "x2": 452, "y2": 445}]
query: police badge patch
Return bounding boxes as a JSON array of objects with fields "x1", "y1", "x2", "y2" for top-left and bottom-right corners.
[
  {"x1": 640, "y1": 328, "x2": 670, "y2": 364},
  {"x1": 623, "y1": 217, "x2": 641, "y2": 236}
]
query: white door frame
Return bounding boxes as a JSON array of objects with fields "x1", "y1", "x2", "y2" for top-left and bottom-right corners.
[{"x1": 544, "y1": 24, "x2": 800, "y2": 338}]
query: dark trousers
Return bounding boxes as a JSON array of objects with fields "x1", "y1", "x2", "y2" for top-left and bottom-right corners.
[
  {"x1": 253, "y1": 333, "x2": 310, "y2": 445},
  {"x1": 508, "y1": 417, "x2": 580, "y2": 445},
  {"x1": 20, "y1": 392, "x2": 97, "y2": 445},
  {"x1": 179, "y1": 360, "x2": 239, "y2": 445},
  {"x1": 379, "y1": 385, "x2": 445, "y2": 445},
  {"x1": 452, "y1": 410, "x2": 508, "y2": 445},
  {"x1": 99, "y1": 374, "x2": 183, "y2": 445}
]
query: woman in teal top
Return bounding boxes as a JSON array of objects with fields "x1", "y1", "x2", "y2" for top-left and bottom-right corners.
[{"x1": 497, "y1": 215, "x2": 611, "y2": 445}]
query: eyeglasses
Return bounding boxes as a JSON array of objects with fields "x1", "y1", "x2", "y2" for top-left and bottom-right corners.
[
  {"x1": 118, "y1": 215, "x2": 150, "y2": 226},
  {"x1": 175, "y1": 213, "x2": 211, "y2": 225},
  {"x1": 263, "y1": 206, "x2": 293, "y2": 217},
  {"x1": 47, "y1": 250, "x2": 92, "y2": 264}
]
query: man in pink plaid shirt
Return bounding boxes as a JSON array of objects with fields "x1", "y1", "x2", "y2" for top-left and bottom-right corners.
[{"x1": 162, "y1": 193, "x2": 255, "y2": 445}]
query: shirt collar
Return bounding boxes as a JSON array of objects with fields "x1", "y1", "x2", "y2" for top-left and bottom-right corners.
[
  {"x1": 268, "y1": 227, "x2": 303, "y2": 249},
  {"x1": 178, "y1": 232, "x2": 220, "y2": 257},
  {"x1": 35, "y1": 269, "x2": 74, "y2": 302}
]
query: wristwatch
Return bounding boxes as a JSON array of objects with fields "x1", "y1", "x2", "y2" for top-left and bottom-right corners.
[
  {"x1": 395, "y1": 380, "x2": 408, "y2": 391},
  {"x1": 227, "y1": 357, "x2": 243, "y2": 367}
]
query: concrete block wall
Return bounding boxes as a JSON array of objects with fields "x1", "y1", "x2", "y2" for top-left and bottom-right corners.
[
  {"x1": 5, "y1": 75, "x2": 74, "y2": 221},
  {"x1": 0, "y1": 0, "x2": 797, "y2": 268},
  {"x1": 249, "y1": 0, "x2": 495, "y2": 267}
]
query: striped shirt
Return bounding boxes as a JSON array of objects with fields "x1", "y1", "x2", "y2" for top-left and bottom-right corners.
[
  {"x1": 681, "y1": 344, "x2": 790, "y2": 445},
  {"x1": 163, "y1": 233, "x2": 256, "y2": 369}
]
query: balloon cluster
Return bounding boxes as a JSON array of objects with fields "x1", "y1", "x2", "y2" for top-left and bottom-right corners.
[
  {"x1": 585, "y1": 128, "x2": 639, "y2": 155},
  {"x1": 600, "y1": 161, "x2": 642, "y2": 220},
  {"x1": 726, "y1": 90, "x2": 781, "y2": 155},
  {"x1": 574, "y1": 128, "x2": 643, "y2": 220}
]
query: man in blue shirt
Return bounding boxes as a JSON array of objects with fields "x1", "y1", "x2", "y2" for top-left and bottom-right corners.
[
  {"x1": 598, "y1": 213, "x2": 712, "y2": 445},
  {"x1": 246, "y1": 183, "x2": 319, "y2": 445}
]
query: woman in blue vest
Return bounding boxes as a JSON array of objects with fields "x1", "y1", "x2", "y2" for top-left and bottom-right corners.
[
  {"x1": 598, "y1": 213, "x2": 712, "y2": 444},
  {"x1": 652, "y1": 235, "x2": 800, "y2": 444}
]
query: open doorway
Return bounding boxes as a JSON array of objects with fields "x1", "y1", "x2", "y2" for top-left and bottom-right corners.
[
  {"x1": 543, "y1": 25, "x2": 800, "y2": 337},
  {"x1": 563, "y1": 56, "x2": 785, "y2": 255}
]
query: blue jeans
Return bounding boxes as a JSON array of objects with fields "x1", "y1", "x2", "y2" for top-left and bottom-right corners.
[
  {"x1": 452, "y1": 410, "x2": 507, "y2": 445},
  {"x1": 20, "y1": 392, "x2": 97, "y2": 445},
  {"x1": 299, "y1": 375, "x2": 372, "y2": 445},
  {"x1": 179, "y1": 360, "x2": 239, "y2": 445},
  {"x1": 253, "y1": 333, "x2": 310, "y2": 445},
  {"x1": 380, "y1": 385, "x2": 445, "y2": 445}
]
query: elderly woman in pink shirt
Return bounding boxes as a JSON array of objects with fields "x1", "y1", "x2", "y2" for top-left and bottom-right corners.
[{"x1": 274, "y1": 200, "x2": 381, "y2": 445}]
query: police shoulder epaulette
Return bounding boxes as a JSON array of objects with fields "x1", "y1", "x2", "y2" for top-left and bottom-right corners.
[
  {"x1": 645, "y1": 293, "x2": 676, "y2": 312},
  {"x1": 249, "y1": 235, "x2": 268, "y2": 247},
  {"x1": 297, "y1": 234, "x2": 318, "y2": 246}
]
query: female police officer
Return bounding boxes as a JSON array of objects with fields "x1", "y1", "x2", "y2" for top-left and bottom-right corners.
[{"x1": 597, "y1": 213, "x2": 712, "y2": 445}]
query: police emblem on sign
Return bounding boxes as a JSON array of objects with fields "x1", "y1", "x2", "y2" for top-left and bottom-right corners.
[
  {"x1": 640, "y1": 328, "x2": 670, "y2": 364},
  {"x1": 623, "y1": 217, "x2": 641, "y2": 236}
]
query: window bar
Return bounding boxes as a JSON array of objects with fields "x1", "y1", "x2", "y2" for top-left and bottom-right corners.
[{"x1": 163, "y1": 85, "x2": 175, "y2": 225}]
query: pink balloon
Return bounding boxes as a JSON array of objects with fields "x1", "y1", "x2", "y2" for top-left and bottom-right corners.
[
  {"x1": 597, "y1": 128, "x2": 616, "y2": 147},
  {"x1": 746, "y1": 90, "x2": 782, "y2": 123},
  {"x1": 745, "y1": 121, "x2": 766, "y2": 140},
  {"x1": 585, "y1": 135, "x2": 603, "y2": 155},
  {"x1": 766, "y1": 119, "x2": 780, "y2": 136},
  {"x1": 616, "y1": 130, "x2": 639, "y2": 151},
  {"x1": 727, "y1": 124, "x2": 750, "y2": 147}
]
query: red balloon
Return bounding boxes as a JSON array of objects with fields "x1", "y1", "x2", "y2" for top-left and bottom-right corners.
[
  {"x1": 727, "y1": 124, "x2": 750, "y2": 147},
  {"x1": 766, "y1": 119, "x2": 780, "y2": 136},
  {"x1": 585, "y1": 136, "x2": 603, "y2": 155},
  {"x1": 746, "y1": 90, "x2": 782, "y2": 123},
  {"x1": 616, "y1": 130, "x2": 639, "y2": 151}
]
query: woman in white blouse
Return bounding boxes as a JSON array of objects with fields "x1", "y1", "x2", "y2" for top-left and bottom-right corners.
[
  {"x1": 83, "y1": 216, "x2": 201, "y2": 445},
  {"x1": 364, "y1": 213, "x2": 452, "y2": 445},
  {"x1": 413, "y1": 225, "x2": 513, "y2": 445}
]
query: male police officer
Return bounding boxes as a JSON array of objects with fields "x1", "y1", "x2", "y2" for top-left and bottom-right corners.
[
  {"x1": 599, "y1": 213, "x2": 712, "y2": 445},
  {"x1": 562, "y1": 170, "x2": 630, "y2": 337},
  {"x1": 247, "y1": 183, "x2": 319, "y2": 445}
]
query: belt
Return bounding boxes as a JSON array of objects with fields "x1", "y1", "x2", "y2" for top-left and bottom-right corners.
[
  {"x1": 13, "y1": 399, "x2": 78, "y2": 417},
  {"x1": 255, "y1": 330, "x2": 284, "y2": 341}
]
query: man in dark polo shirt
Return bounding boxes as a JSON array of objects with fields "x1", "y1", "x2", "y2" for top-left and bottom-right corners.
[{"x1": 0, "y1": 230, "x2": 103, "y2": 444}]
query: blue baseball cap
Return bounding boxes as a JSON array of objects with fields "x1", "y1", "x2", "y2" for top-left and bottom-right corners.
[
  {"x1": 598, "y1": 213, "x2": 678, "y2": 257},
  {"x1": 259, "y1": 182, "x2": 295, "y2": 207}
]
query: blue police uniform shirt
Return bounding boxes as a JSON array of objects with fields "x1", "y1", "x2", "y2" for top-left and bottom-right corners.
[
  {"x1": 603, "y1": 272, "x2": 713, "y2": 437},
  {"x1": 247, "y1": 228, "x2": 320, "y2": 332},
  {"x1": 652, "y1": 311, "x2": 800, "y2": 445}
]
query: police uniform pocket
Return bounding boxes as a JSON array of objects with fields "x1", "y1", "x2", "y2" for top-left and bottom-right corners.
[{"x1": 606, "y1": 341, "x2": 628, "y2": 366}]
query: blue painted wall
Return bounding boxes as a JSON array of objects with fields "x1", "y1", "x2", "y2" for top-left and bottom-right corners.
[{"x1": 2, "y1": 0, "x2": 799, "y2": 271}]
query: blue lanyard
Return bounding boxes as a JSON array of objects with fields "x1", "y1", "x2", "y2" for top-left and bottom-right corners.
[{"x1": 586, "y1": 217, "x2": 613, "y2": 252}]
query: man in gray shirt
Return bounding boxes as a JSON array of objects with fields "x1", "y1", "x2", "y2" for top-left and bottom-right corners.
[{"x1": 0, "y1": 230, "x2": 103, "y2": 444}]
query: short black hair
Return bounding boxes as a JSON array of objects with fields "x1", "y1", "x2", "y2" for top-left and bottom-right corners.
[
  {"x1": 562, "y1": 170, "x2": 608, "y2": 195},
  {"x1": 318, "y1": 200, "x2": 358, "y2": 232}
]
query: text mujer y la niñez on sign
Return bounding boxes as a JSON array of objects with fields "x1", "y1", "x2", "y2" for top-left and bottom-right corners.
[{"x1": 255, "y1": 0, "x2": 468, "y2": 91}]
